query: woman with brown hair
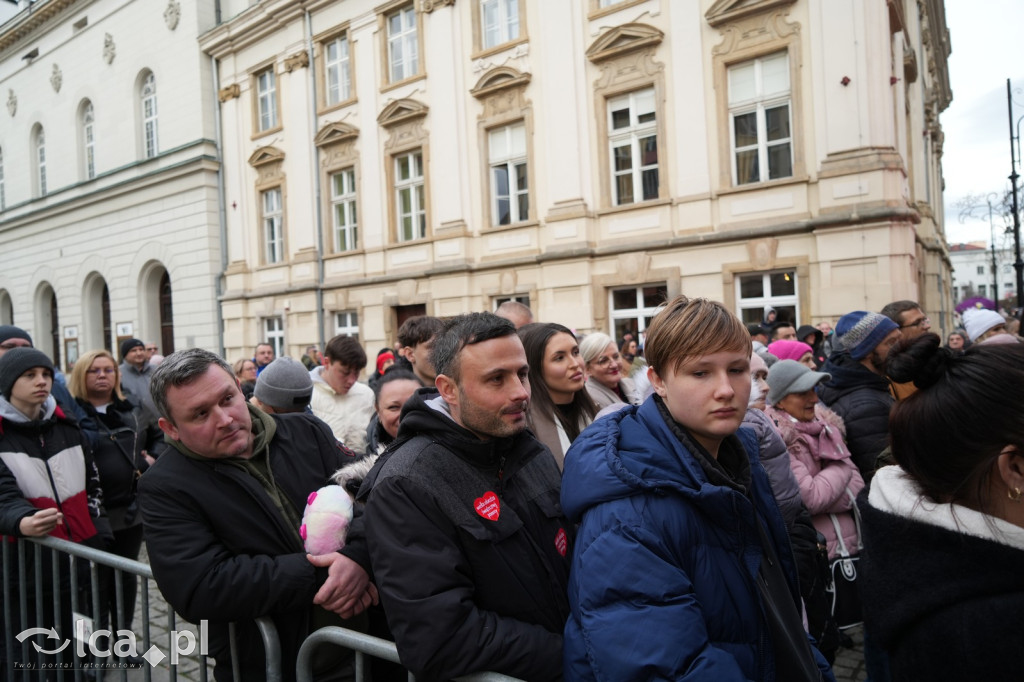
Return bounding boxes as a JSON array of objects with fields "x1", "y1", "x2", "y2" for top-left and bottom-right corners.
[{"x1": 518, "y1": 323, "x2": 597, "y2": 470}]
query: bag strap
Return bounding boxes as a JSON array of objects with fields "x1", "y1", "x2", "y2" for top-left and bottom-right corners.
[{"x1": 828, "y1": 487, "x2": 863, "y2": 557}]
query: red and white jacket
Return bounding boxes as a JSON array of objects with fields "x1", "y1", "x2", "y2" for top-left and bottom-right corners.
[{"x1": 0, "y1": 395, "x2": 102, "y2": 542}]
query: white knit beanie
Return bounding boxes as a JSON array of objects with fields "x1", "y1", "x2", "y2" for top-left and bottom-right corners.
[{"x1": 962, "y1": 308, "x2": 1005, "y2": 342}]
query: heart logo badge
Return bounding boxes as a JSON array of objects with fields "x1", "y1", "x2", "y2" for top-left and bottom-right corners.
[
  {"x1": 474, "y1": 491, "x2": 501, "y2": 521},
  {"x1": 554, "y1": 528, "x2": 567, "y2": 556}
]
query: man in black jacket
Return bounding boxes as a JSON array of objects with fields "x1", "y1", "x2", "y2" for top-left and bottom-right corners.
[
  {"x1": 817, "y1": 311, "x2": 900, "y2": 483},
  {"x1": 139, "y1": 349, "x2": 375, "y2": 682},
  {"x1": 361, "y1": 313, "x2": 571, "y2": 682}
]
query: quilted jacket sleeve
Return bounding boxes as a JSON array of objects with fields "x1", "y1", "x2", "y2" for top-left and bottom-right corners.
[{"x1": 0, "y1": 458, "x2": 36, "y2": 536}]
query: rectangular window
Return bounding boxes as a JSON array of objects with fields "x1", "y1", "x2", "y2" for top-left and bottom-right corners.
[
  {"x1": 978, "y1": 284, "x2": 987, "y2": 297},
  {"x1": 84, "y1": 113, "x2": 95, "y2": 180},
  {"x1": 257, "y1": 67, "x2": 278, "y2": 132},
  {"x1": 607, "y1": 88, "x2": 658, "y2": 206},
  {"x1": 142, "y1": 75, "x2": 158, "y2": 159},
  {"x1": 737, "y1": 270, "x2": 798, "y2": 326},
  {"x1": 488, "y1": 123, "x2": 529, "y2": 225},
  {"x1": 262, "y1": 188, "x2": 284, "y2": 264},
  {"x1": 264, "y1": 316, "x2": 285, "y2": 359},
  {"x1": 977, "y1": 265, "x2": 985, "y2": 275},
  {"x1": 387, "y1": 5, "x2": 419, "y2": 83},
  {"x1": 331, "y1": 168, "x2": 358, "y2": 252},
  {"x1": 481, "y1": 0, "x2": 519, "y2": 49},
  {"x1": 394, "y1": 150, "x2": 426, "y2": 242},
  {"x1": 609, "y1": 284, "x2": 667, "y2": 345},
  {"x1": 325, "y1": 34, "x2": 352, "y2": 106},
  {"x1": 37, "y1": 134, "x2": 46, "y2": 196},
  {"x1": 599, "y1": 0, "x2": 625, "y2": 6},
  {"x1": 728, "y1": 52, "x2": 793, "y2": 186},
  {"x1": 494, "y1": 295, "x2": 530, "y2": 309},
  {"x1": 335, "y1": 310, "x2": 360, "y2": 340}
]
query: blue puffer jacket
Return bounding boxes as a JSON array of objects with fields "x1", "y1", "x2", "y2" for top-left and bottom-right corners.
[{"x1": 562, "y1": 397, "x2": 834, "y2": 682}]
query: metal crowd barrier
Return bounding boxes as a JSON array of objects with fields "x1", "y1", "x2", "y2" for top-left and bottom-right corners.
[{"x1": 3, "y1": 536, "x2": 525, "y2": 682}]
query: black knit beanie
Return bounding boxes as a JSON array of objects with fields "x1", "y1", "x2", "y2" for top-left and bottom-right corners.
[{"x1": 0, "y1": 347, "x2": 55, "y2": 399}]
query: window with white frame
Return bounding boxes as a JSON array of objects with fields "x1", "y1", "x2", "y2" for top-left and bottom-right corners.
[
  {"x1": 264, "y1": 316, "x2": 285, "y2": 359},
  {"x1": 331, "y1": 168, "x2": 358, "y2": 252},
  {"x1": 599, "y1": 0, "x2": 625, "y2": 6},
  {"x1": 488, "y1": 123, "x2": 528, "y2": 225},
  {"x1": 82, "y1": 101, "x2": 95, "y2": 180},
  {"x1": 736, "y1": 270, "x2": 798, "y2": 326},
  {"x1": 325, "y1": 34, "x2": 352, "y2": 106},
  {"x1": 494, "y1": 295, "x2": 530, "y2": 309},
  {"x1": 334, "y1": 310, "x2": 359, "y2": 341},
  {"x1": 394, "y1": 150, "x2": 425, "y2": 242},
  {"x1": 0, "y1": 147, "x2": 5, "y2": 210},
  {"x1": 481, "y1": 0, "x2": 519, "y2": 50},
  {"x1": 262, "y1": 188, "x2": 284, "y2": 264},
  {"x1": 35, "y1": 126, "x2": 46, "y2": 196},
  {"x1": 141, "y1": 72, "x2": 158, "y2": 159},
  {"x1": 609, "y1": 284, "x2": 667, "y2": 347},
  {"x1": 256, "y1": 67, "x2": 278, "y2": 132},
  {"x1": 728, "y1": 52, "x2": 793, "y2": 185},
  {"x1": 387, "y1": 5, "x2": 419, "y2": 83},
  {"x1": 608, "y1": 88, "x2": 658, "y2": 205}
]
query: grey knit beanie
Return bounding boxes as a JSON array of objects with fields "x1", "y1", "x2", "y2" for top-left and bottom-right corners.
[{"x1": 253, "y1": 357, "x2": 313, "y2": 411}]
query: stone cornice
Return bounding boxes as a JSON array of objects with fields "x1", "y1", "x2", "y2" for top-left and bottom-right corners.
[
  {"x1": 200, "y1": 0, "x2": 313, "y2": 59},
  {"x1": 0, "y1": 0, "x2": 86, "y2": 56}
]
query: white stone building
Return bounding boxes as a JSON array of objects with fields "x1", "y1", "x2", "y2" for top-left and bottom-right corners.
[
  {"x1": 202, "y1": 0, "x2": 955, "y2": 362},
  {"x1": 0, "y1": 0, "x2": 222, "y2": 368},
  {"x1": 949, "y1": 241, "x2": 1017, "y2": 309}
]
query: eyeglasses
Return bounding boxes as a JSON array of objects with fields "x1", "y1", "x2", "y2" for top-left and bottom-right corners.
[
  {"x1": 86, "y1": 368, "x2": 117, "y2": 376},
  {"x1": 592, "y1": 353, "x2": 621, "y2": 368},
  {"x1": 900, "y1": 316, "x2": 930, "y2": 329},
  {"x1": 145, "y1": 346, "x2": 158, "y2": 352}
]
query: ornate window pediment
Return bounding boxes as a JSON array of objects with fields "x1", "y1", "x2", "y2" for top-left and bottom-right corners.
[
  {"x1": 705, "y1": 0, "x2": 797, "y2": 27},
  {"x1": 471, "y1": 67, "x2": 531, "y2": 100},
  {"x1": 586, "y1": 23, "x2": 664, "y2": 63},
  {"x1": 377, "y1": 98, "x2": 428, "y2": 128},
  {"x1": 248, "y1": 145, "x2": 285, "y2": 168},
  {"x1": 314, "y1": 122, "x2": 360, "y2": 148}
]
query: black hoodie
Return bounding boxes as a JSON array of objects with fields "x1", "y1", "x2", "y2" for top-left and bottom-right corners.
[{"x1": 360, "y1": 388, "x2": 571, "y2": 682}]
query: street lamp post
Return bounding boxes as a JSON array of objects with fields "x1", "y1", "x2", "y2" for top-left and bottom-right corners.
[
  {"x1": 1007, "y1": 79, "x2": 1023, "y2": 312},
  {"x1": 958, "y1": 193, "x2": 1002, "y2": 304}
]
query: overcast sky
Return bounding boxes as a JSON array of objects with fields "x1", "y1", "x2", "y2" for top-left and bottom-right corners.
[{"x1": 942, "y1": 0, "x2": 1024, "y2": 247}]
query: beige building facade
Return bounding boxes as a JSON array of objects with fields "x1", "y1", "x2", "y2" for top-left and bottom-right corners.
[
  {"x1": 204, "y1": 0, "x2": 953, "y2": 361},
  {"x1": 0, "y1": 0, "x2": 223, "y2": 367}
]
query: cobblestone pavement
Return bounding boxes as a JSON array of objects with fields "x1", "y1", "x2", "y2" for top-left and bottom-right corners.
[{"x1": 833, "y1": 625, "x2": 868, "y2": 682}]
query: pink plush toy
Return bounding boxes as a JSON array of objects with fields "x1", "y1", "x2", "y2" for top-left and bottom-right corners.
[{"x1": 299, "y1": 485, "x2": 354, "y2": 555}]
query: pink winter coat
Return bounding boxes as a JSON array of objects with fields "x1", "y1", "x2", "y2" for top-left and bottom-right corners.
[{"x1": 766, "y1": 403, "x2": 864, "y2": 559}]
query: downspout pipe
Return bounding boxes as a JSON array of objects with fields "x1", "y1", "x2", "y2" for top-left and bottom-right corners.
[
  {"x1": 211, "y1": 52, "x2": 228, "y2": 357},
  {"x1": 306, "y1": 9, "x2": 326, "y2": 350}
]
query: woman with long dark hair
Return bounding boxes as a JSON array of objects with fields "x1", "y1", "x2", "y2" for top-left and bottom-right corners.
[
  {"x1": 859, "y1": 333, "x2": 1024, "y2": 680},
  {"x1": 518, "y1": 323, "x2": 597, "y2": 470}
]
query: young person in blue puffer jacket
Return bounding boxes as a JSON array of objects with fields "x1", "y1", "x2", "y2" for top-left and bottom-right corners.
[{"x1": 562, "y1": 296, "x2": 834, "y2": 682}]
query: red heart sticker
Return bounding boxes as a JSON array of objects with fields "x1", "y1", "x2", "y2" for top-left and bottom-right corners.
[
  {"x1": 474, "y1": 491, "x2": 501, "y2": 521},
  {"x1": 554, "y1": 528, "x2": 567, "y2": 556}
]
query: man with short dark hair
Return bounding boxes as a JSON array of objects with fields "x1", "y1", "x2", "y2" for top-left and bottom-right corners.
[
  {"x1": 253, "y1": 342, "x2": 275, "y2": 375},
  {"x1": 771, "y1": 323, "x2": 797, "y2": 341},
  {"x1": 361, "y1": 313, "x2": 572, "y2": 681},
  {"x1": 309, "y1": 335, "x2": 375, "y2": 452},
  {"x1": 881, "y1": 300, "x2": 931, "y2": 340},
  {"x1": 396, "y1": 315, "x2": 443, "y2": 386},
  {"x1": 139, "y1": 349, "x2": 373, "y2": 682},
  {"x1": 818, "y1": 311, "x2": 901, "y2": 482}
]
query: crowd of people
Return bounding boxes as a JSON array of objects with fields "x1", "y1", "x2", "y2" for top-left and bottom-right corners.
[{"x1": 0, "y1": 294, "x2": 1022, "y2": 682}]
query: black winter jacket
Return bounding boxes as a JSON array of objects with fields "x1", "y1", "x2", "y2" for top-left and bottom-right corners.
[
  {"x1": 77, "y1": 398, "x2": 150, "y2": 529},
  {"x1": 360, "y1": 390, "x2": 572, "y2": 682},
  {"x1": 858, "y1": 471, "x2": 1024, "y2": 680},
  {"x1": 138, "y1": 409, "x2": 365, "y2": 682},
  {"x1": 816, "y1": 351, "x2": 893, "y2": 483}
]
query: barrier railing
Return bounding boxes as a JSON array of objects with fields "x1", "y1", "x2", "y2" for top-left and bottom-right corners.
[{"x1": 4, "y1": 536, "x2": 524, "y2": 682}]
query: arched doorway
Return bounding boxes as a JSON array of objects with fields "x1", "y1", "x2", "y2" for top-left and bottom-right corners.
[
  {"x1": 34, "y1": 283, "x2": 60, "y2": 367},
  {"x1": 0, "y1": 290, "x2": 12, "y2": 325},
  {"x1": 82, "y1": 274, "x2": 112, "y2": 353},
  {"x1": 160, "y1": 271, "x2": 174, "y2": 354}
]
